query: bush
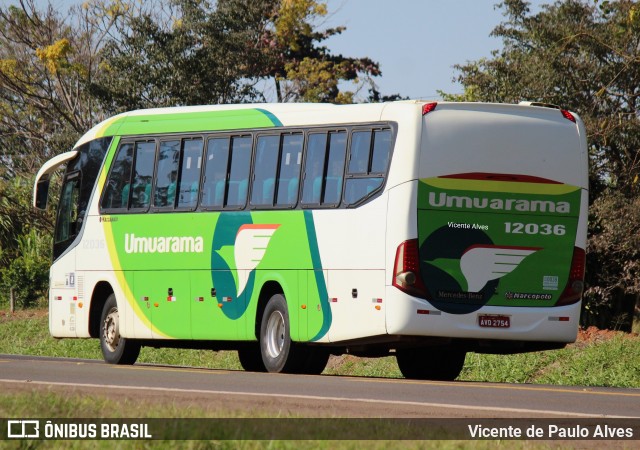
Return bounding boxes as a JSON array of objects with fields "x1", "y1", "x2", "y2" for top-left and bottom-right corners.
[
  {"x1": 583, "y1": 191, "x2": 640, "y2": 331},
  {"x1": 0, "y1": 230, "x2": 51, "y2": 309}
]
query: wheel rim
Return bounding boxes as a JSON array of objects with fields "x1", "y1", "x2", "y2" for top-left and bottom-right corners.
[
  {"x1": 103, "y1": 307, "x2": 120, "y2": 353},
  {"x1": 265, "y1": 310, "x2": 285, "y2": 359}
]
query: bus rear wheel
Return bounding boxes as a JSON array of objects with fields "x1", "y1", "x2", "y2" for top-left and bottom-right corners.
[
  {"x1": 297, "y1": 346, "x2": 330, "y2": 375},
  {"x1": 237, "y1": 343, "x2": 266, "y2": 372},
  {"x1": 396, "y1": 347, "x2": 466, "y2": 381},
  {"x1": 100, "y1": 294, "x2": 140, "y2": 365}
]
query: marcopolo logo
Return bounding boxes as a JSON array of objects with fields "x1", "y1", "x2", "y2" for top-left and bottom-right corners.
[{"x1": 124, "y1": 233, "x2": 204, "y2": 254}]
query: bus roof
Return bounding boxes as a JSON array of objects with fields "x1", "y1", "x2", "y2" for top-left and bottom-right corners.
[
  {"x1": 74, "y1": 101, "x2": 583, "y2": 150},
  {"x1": 74, "y1": 102, "x2": 391, "y2": 148}
]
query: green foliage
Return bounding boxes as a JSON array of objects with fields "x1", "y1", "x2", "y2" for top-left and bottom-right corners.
[
  {"x1": 0, "y1": 0, "x2": 105, "y2": 176},
  {"x1": 91, "y1": 0, "x2": 270, "y2": 111},
  {"x1": 0, "y1": 178, "x2": 54, "y2": 265},
  {"x1": 0, "y1": 230, "x2": 51, "y2": 308},
  {"x1": 265, "y1": 0, "x2": 382, "y2": 103},
  {"x1": 460, "y1": 335, "x2": 640, "y2": 388},
  {"x1": 91, "y1": 0, "x2": 383, "y2": 108},
  {"x1": 0, "y1": 179, "x2": 55, "y2": 309},
  {"x1": 582, "y1": 191, "x2": 640, "y2": 330}
]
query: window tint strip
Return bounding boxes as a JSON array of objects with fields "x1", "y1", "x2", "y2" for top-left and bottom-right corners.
[{"x1": 99, "y1": 123, "x2": 394, "y2": 214}]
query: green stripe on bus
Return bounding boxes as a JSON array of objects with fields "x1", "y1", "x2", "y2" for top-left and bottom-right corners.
[{"x1": 99, "y1": 109, "x2": 281, "y2": 137}]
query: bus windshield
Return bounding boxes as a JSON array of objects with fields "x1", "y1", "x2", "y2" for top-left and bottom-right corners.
[{"x1": 53, "y1": 137, "x2": 111, "y2": 259}]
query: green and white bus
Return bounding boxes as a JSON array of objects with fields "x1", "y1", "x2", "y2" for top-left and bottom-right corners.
[{"x1": 33, "y1": 101, "x2": 588, "y2": 379}]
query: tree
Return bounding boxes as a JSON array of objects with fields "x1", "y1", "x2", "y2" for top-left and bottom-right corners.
[
  {"x1": 91, "y1": 0, "x2": 270, "y2": 112},
  {"x1": 0, "y1": 0, "x2": 117, "y2": 305},
  {"x1": 262, "y1": 0, "x2": 382, "y2": 103},
  {"x1": 91, "y1": 0, "x2": 384, "y2": 109},
  {"x1": 446, "y1": 0, "x2": 640, "y2": 328},
  {"x1": 0, "y1": 0, "x2": 115, "y2": 176}
]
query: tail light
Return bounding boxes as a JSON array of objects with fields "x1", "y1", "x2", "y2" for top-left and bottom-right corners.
[
  {"x1": 393, "y1": 239, "x2": 429, "y2": 298},
  {"x1": 556, "y1": 247, "x2": 585, "y2": 306}
]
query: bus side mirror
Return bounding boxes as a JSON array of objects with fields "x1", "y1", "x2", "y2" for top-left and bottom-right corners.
[{"x1": 35, "y1": 178, "x2": 50, "y2": 210}]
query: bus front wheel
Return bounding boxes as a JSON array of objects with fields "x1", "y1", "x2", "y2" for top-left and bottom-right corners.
[
  {"x1": 396, "y1": 347, "x2": 466, "y2": 381},
  {"x1": 259, "y1": 293, "x2": 302, "y2": 373},
  {"x1": 99, "y1": 294, "x2": 140, "y2": 365}
]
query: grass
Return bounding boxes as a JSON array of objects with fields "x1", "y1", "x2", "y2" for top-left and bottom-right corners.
[
  {"x1": 0, "y1": 390, "x2": 556, "y2": 449},
  {"x1": 2, "y1": 308, "x2": 636, "y2": 448},
  {"x1": 1, "y1": 308, "x2": 639, "y2": 388}
]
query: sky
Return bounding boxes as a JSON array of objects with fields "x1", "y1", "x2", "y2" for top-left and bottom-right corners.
[
  {"x1": 322, "y1": 0, "x2": 544, "y2": 100},
  {"x1": 8, "y1": 0, "x2": 547, "y2": 101}
]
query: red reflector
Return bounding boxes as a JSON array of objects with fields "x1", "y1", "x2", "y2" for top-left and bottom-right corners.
[
  {"x1": 331, "y1": 298, "x2": 338, "y2": 303},
  {"x1": 422, "y1": 102, "x2": 437, "y2": 115},
  {"x1": 560, "y1": 109, "x2": 576, "y2": 123},
  {"x1": 559, "y1": 317, "x2": 570, "y2": 322},
  {"x1": 417, "y1": 309, "x2": 429, "y2": 315}
]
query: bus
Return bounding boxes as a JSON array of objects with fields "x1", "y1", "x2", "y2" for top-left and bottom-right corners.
[{"x1": 33, "y1": 101, "x2": 588, "y2": 380}]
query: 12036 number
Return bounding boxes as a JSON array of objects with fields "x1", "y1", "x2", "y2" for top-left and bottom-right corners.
[{"x1": 504, "y1": 222, "x2": 566, "y2": 236}]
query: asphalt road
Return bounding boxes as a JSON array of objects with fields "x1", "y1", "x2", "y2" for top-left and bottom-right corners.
[{"x1": 1, "y1": 354, "x2": 639, "y2": 418}]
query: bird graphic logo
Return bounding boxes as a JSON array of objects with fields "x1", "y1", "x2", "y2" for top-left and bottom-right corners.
[
  {"x1": 426, "y1": 244, "x2": 540, "y2": 293},
  {"x1": 233, "y1": 224, "x2": 280, "y2": 296},
  {"x1": 210, "y1": 214, "x2": 281, "y2": 320},
  {"x1": 459, "y1": 245, "x2": 541, "y2": 292}
]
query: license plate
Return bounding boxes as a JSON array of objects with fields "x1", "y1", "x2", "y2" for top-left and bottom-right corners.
[{"x1": 478, "y1": 315, "x2": 510, "y2": 328}]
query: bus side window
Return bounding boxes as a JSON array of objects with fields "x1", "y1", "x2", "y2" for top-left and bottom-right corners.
[
  {"x1": 154, "y1": 140, "x2": 180, "y2": 209},
  {"x1": 226, "y1": 136, "x2": 252, "y2": 208},
  {"x1": 323, "y1": 131, "x2": 347, "y2": 205},
  {"x1": 178, "y1": 138, "x2": 203, "y2": 209},
  {"x1": 344, "y1": 128, "x2": 392, "y2": 206},
  {"x1": 301, "y1": 133, "x2": 327, "y2": 205},
  {"x1": 276, "y1": 133, "x2": 303, "y2": 207},
  {"x1": 202, "y1": 137, "x2": 230, "y2": 209},
  {"x1": 348, "y1": 131, "x2": 371, "y2": 175},
  {"x1": 251, "y1": 135, "x2": 279, "y2": 207},
  {"x1": 370, "y1": 129, "x2": 392, "y2": 174},
  {"x1": 101, "y1": 143, "x2": 134, "y2": 210},
  {"x1": 130, "y1": 141, "x2": 155, "y2": 209},
  {"x1": 301, "y1": 131, "x2": 346, "y2": 207}
]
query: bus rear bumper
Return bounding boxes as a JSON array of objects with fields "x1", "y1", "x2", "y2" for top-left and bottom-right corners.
[{"x1": 385, "y1": 288, "x2": 581, "y2": 344}]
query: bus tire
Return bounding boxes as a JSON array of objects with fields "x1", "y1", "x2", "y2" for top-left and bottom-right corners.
[
  {"x1": 298, "y1": 346, "x2": 330, "y2": 375},
  {"x1": 237, "y1": 343, "x2": 267, "y2": 372},
  {"x1": 99, "y1": 294, "x2": 140, "y2": 365},
  {"x1": 396, "y1": 347, "x2": 466, "y2": 381},
  {"x1": 259, "y1": 293, "x2": 301, "y2": 373}
]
